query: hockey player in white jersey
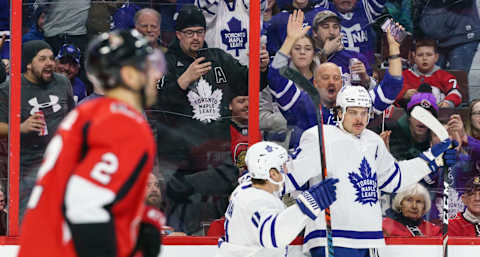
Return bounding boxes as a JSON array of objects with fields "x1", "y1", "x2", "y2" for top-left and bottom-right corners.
[
  {"x1": 215, "y1": 141, "x2": 339, "y2": 257},
  {"x1": 286, "y1": 86, "x2": 458, "y2": 257}
]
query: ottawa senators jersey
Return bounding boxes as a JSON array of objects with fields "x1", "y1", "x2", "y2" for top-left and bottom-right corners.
[
  {"x1": 18, "y1": 98, "x2": 156, "y2": 257},
  {"x1": 398, "y1": 66, "x2": 462, "y2": 107}
]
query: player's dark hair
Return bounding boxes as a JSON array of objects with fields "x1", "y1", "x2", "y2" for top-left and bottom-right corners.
[{"x1": 251, "y1": 178, "x2": 267, "y2": 185}]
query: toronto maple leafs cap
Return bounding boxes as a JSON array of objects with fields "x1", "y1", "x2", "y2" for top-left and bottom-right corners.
[
  {"x1": 175, "y1": 5, "x2": 206, "y2": 31},
  {"x1": 313, "y1": 9, "x2": 341, "y2": 30},
  {"x1": 56, "y1": 43, "x2": 81, "y2": 65}
]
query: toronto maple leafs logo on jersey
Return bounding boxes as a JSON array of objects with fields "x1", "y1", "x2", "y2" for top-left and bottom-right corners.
[
  {"x1": 221, "y1": 17, "x2": 247, "y2": 57},
  {"x1": 348, "y1": 158, "x2": 378, "y2": 206},
  {"x1": 341, "y1": 24, "x2": 366, "y2": 53},
  {"x1": 187, "y1": 78, "x2": 222, "y2": 123}
]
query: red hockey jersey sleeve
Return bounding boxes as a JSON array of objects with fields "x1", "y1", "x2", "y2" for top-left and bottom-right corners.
[
  {"x1": 433, "y1": 70, "x2": 462, "y2": 107},
  {"x1": 64, "y1": 107, "x2": 155, "y2": 257}
]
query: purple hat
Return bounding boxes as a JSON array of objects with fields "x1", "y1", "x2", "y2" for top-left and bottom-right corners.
[{"x1": 407, "y1": 92, "x2": 438, "y2": 117}]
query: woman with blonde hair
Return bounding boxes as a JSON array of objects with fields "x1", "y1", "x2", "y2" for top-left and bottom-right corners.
[
  {"x1": 383, "y1": 183, "x2": 441, "y2": 237},
  {"x1": 465, "y1": 98, "x2": 480, "y2": 140}
]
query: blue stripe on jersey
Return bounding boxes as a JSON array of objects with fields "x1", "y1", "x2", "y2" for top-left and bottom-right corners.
[
  {"x1": 271, "y1": 215, "x2": 278, "y2": 247},
  {"x1": 259, "y1": 215, "x2": 273, "y2": 247},
  {"x1": 392, "y1": 168, "x2": 402, "y2": 193},
  {"x1": 378, "y1": 162, "x2": 400, "y2": 190},
  {"x1": 304, "y1": 229, "x2": 384, "y2": 243},
  {"x1": 224, "y1": 219, "x2": 230, "y2": 242},
  {"x1": 255, "y1": 211, "x2": 261, "y2": 220},
  {"x1": 287, "y1": 173, "x2": 301, "y2": 190},
  {"x1": 241, "y1": 184, "x2": 252, "y2": 189},
  {"x1": 251, "y1": 217, "x2": 259, "y2": 228}
]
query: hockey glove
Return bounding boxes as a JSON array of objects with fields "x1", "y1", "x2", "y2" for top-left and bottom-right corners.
[
  {"x1": 134, "y1": 205, "x2": 165, "y2": 257},
  {"x1": 296, "y1": 178, "x2": 339, "y2": 220},
  {"x1": 419, "y1": 139, "x2": 458, "y2": 173}
]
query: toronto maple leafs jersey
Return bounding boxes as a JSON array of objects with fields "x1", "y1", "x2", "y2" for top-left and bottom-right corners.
[
  {"x1": 266, "y1": 7, "x2": 327, "y2": 56},
  {"x1": 215, "y1": 182, "x2": 309, "y2": 257},
  {"x1": 267, "y1": 52, "x2": 402, "y2": 148},
  {"x1": 196, "y1": 0, "x2": 267, "y2": 66},
  {"x1": 285, "y1": 125, "x2": 433, "y2": 250},
  {"x1": 317, "y1": 0, "x2": 387, "y2": 65}
]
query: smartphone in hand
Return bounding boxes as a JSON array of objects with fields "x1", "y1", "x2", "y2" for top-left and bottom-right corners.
[{"x1": 381, "y1": 18, "x2": 407, "y2": 43}]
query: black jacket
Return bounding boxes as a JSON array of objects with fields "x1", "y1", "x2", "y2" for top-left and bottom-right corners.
[{"x1": 151, "y1": 39, "x2": 267, "y2": 171}]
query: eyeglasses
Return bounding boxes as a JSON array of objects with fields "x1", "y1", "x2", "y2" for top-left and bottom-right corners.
[{"x1": 181, "y1": 29, "x2": 206, "y2": 38}]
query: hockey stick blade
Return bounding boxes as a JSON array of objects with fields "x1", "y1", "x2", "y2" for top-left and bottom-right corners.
[{"x1": 411, "y1": 106, "x2": 449, "y2": 141}]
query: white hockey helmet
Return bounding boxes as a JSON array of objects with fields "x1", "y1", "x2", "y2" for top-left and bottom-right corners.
[
  {"x1": 336, "y1": 85, "x2": 372, "y2": 113},
  {"x1": 245, "y1": 141, "x2": 289, "y2": 180}
]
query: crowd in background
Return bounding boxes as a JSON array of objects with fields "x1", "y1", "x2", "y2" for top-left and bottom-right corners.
[{"x1": 0, "y1": 0, "x2": 479, "y2": 239}]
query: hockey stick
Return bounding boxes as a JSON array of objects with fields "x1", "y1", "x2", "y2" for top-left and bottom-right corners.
[
  {"x1": 410, "y1": 106, "x2": 450, "y2": 257},
  {"x1": 278, "y1": 66, "x2": 334, "y2": 257}
]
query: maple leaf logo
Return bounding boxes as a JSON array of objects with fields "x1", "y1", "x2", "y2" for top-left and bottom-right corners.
[
  {"x1": 220, "y1": 17, "x2": 247, "y2": 56},
  {"x1": 348, "y1": 158, "x2": 378, "y2": 206},
  {"x1": 187, "y1": 78, "x2": 222, "y2": 123}
]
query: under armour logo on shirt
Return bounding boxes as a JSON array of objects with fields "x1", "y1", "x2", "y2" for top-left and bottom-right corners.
[{"x1": 28, "y1": 96, "x2": 61, "y2": 115}]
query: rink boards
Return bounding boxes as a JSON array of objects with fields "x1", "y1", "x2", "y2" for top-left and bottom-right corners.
[{"x1": 0, "y1": 237, "x2": 479, "y2": 257}]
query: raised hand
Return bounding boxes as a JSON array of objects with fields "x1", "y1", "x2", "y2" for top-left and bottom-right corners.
[{"x1": 286, "y1": 10, "x2": 311, "y2": 41}]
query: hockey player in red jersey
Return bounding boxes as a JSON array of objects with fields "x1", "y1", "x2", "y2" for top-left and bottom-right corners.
[{"x1": 18, "y1": 29, "x2": 166, "y2": 257}]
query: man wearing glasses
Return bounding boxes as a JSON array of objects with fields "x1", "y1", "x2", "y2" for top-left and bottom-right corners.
[{"x1": 151, "y1": 5, "x2": 269, "y2": 234}]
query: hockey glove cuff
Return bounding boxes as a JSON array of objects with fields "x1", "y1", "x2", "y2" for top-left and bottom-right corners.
[
  {"x1": 419, "y1": 138, "x2": 452, "y2": 173},
  {"x1": 296, "y1": 178, "x2": 338, "y2": 220}
]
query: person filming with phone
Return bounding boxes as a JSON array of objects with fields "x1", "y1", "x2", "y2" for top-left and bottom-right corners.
[{"x1": 150, "y1": 5, "x2": 269, "y2": 235}]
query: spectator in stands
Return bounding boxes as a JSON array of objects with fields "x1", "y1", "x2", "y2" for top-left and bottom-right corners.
[
  {"x1": 22, "y1": 5, "x2": 46, "y2": 43},
  {"x1": 78, "y1": 72, "x2": 105, "y2": 104},
  {"x1": 266, "y1": 0, "x2": 326, "y2": 57},
  {"x1": 449, "y1": 176, "x2": 480, "y2": 237},
  {"x1": 152, "y1": 6, "x2": 268, "y2": 235},
  {"x1": 111, "y1": 2, "x2": 142, "y2": 31},
  {"x1": 419, "y1": 0, "x2": 480, "y2": 74},
  {"x1": 38, "y1": 0, "x2": 90, "y2": 55},
  {"x1": 229, "y1": 95, "x2": 249, "y2": 174},
  {"x1": 146, "y1": 173, "x2": 163, "y2": 210},
  {"x1": 383, "y1": 183, "x2": 441, "y2": 237},
  {"x1": 466, "y1": 99, "x2": 480, "y2": 140},
  {"x1": 0, "y1": 188, "x2": 6, "y2": 235},
  {"x1": 260, "y1": 34, "x2": 317, "y2": 149},
  {"x1": 380, "y1": 84, "x2": 437, "y2": 161},
  {"x1": 55, "y1": 44, "x2": 86, "y2": 104},
  {"x1": 311, "y1": 10, "x2": 375, "y2": 89},
  {"x1": 0, "y1": 40, "x2": 75, "y2": 218},
  {"x1": 396, "y1": 39, "x2": 462, "y2": 108},
  {"x1": 316, "y1": 0, "x2": 387, "y2": 65},
  {"x1": 134, "y1": 8, "x2": 164, "y2": 51},
  {"x1": 196, "y1": 0, "x2": 268, "y2": 65},
  {"x1": 268, "y1": 10, "x2": 403, "y2": 149}
]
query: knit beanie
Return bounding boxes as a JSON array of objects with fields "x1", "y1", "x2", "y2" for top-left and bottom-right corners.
[
  {"x1": 175, "y1": 6, "x2": 206, "y2": 31},
  {"x1": 22, "y1": 40, "x2": 52, "y2": 72},
  {"x1": 407, "y1": 83, "x2": 439, "y2": 117}
]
